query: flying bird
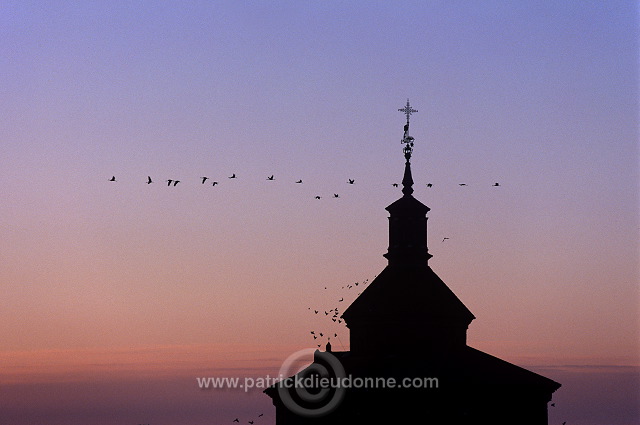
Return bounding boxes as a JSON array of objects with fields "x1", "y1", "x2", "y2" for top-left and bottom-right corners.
[
  {"x1": 201, "y1": 177, "x2": 209, "y2": 184},
  {"x1": 458, "y1": 183, "x2": 467, "y2": 186},
  {"x1": 233, "y1": 419, "x2": 239, "y2": 423},
  {"x1": 442, "y1": 237, "x2": 450, "y2": 242},
  {"x1": 249, "y1": 421, "x2": 254, "y2": 424},
  {"x1": 333, "y1": 194, "x2": 339, "y2": 198},
  {"x1": 295, "y1": 179, "x2": 303, "y2": 183},
  {"x1": 109, "y1": 176, "x2": 116, "y2": 182},
  {"x1": 212, "y1": 181, "x2": 218, "y2": 186},
  {"x1": 166, "y1": 179, "x2": 173, "y2": 186},
  {"x1": 147, "y1": 176, "x2": 153, "y2": 184},
  {"x1": 493, "y1": 182, "x2": 500, "y2": 186},
  {"x1": 258, "y1": 414, "x2": 263, "y2": 417},
  {"x1": 173, "y1": 180, "x2": 180, "y2": 186},
  {"x1": 348, "y1": 179, "x2": 355, "y2": 184},
  {"x1": 426, "y1": 183, "x2": 432, "y2": 187},
  {"x1": 267, "y1": 175, "x2": 274, "y2": 180},
  {"x1": 339, "y1": 297, "x2": 344, "y2": 302},
  {"x1": 229, "y1": 173, "x2": 236, "y2": 179},
  {"x1": 392, "y1": 183, "x2": 399, "y2": 187},
  {"x1": 315, "y1": 196, "x2": 321, "y2": 199}
]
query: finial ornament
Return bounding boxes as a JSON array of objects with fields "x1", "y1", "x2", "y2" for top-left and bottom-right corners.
[
  {"x1": 399, "y1": 99, "x2": 417, "y2": 160},
  {"x1": 397, "y1": 99, "x2": 417, "y2": 196},
  {"x1": 399, "y1": 98, "x2": 418, "y2": 124}
]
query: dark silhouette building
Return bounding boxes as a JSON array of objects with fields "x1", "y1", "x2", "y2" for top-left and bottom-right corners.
[{"x1": 266, "y1": 102, "x2": 560, "y2": 424}]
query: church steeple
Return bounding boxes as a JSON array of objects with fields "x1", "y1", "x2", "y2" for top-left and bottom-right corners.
[
  {"x1": 383, "y1": 100, "x2": 432, "y2": 266},
  {"x1": 267, "y1": 102, "x2": 561, "y2": 424},
  {"x1": 343, "y1": 100, "x2": 474, "y2": 354}
]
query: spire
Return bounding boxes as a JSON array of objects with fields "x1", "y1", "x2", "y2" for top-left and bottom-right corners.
[
  {"x1": 399, "y1": 99, "x2": 417, "y2": 196},
  {"x1": 402, "y1": 156, "x2": 414, "y2": 196}
]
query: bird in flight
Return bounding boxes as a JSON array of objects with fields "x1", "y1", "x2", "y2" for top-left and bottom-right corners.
[
  {"x1": 109, "y1": 176, "x2": 116, "y2": 182},
  {"x1": 233, "y1": 419, "x2": 239, "y2": 423},
  {"x1": 201, "y1": 177, "x2": 209, "y2": 184},
  {"x1": 258, "y1": 414, "x2": 263, "y2": 417},
  {"x1": 249, "y1": 421, "x2": 254, "y2": 424},
  {"x1": 229, "y1": 173, "x2": 236, "y2": 179},
  {"x1": 147, "y1": 176, "x2": 153, "y2": 184},
  {"x1": 212, "y1": 181, "x2": 218, "y2": 186},
  {"x1": 333, "y1": 194, "x2": 339, "y2": 198},
  {"x1": 459, "y1": 183, "x2": 467, "y2": 186},
  {"x1": 173, "y1": 180, "x2": 180, "y2": 186},
  {"x1": 442, "y1": 237, "x2": 450, "y2": 242},
  {"x1": 295, "y1": 179, "x2": 303, "y2": 183},
  {"x1": 493, "y1": 182, "x2": 500, "y2": 186},
  {"x1": 348, "y1": 179, "x2": 355, "y2": 184},
  {"x1": 426, "y1": 183, "x2": 433, "y2": 187},
  {"x1": 392, "y1": 183, "x2": 399, "y2": 187},
  {"x1": 315, "y1": 196, "x2": 321, "y2": 199},
  {"x1": 338, "y1": 297, "x2": 344, "y2": 302},
  {"x1": 267, "y1": 175, "x2": 274, "y2": 180},
  {"x1": 166, "y1": 179, "x2": 173, "y2": 186}
]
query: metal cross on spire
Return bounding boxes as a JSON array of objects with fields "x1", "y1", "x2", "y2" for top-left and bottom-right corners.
[
  {"x1": 399, "y1": 99, "x2": 417, "y2": 160},
  {"x1": 399, "y1": 98, "x2": 418, "y2": 125}
]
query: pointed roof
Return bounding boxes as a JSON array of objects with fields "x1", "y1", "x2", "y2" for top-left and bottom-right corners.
[
  {"x1": 342, "y1": 264, "x2": 474, "y2": 324},
  {"x1": 385, "y1": 190, "x2": 430, "y2": 214}
]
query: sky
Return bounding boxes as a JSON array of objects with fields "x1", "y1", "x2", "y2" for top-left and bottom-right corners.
[{"x1": 0, "y1": 1, "x2": 638, "y2": 424}]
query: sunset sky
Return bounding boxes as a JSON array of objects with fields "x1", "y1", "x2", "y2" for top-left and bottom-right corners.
[{"x1": 1, "y1": 1, "x2": 638, "y2": 424}]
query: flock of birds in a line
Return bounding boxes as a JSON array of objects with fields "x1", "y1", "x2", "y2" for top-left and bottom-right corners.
[{"x1": 108, "y1": 175, "x2": 500, "y2": 200}]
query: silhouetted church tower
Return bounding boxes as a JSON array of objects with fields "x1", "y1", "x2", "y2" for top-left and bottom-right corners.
[{"x1": 266, "y1": 100, "x2": 560, "y2": 424}]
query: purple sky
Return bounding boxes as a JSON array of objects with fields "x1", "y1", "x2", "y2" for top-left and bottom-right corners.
[{"x1": 1, "y1": 1, "x2": 638, "y2": 424}]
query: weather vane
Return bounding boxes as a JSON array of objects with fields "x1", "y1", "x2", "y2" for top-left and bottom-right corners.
[{"x1": 398, "y1": 99, "x2": 417, "y2": 159}]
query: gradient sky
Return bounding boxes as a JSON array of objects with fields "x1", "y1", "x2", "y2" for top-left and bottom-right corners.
[{"x1": 1, "y1": 1, "x2": 638, "y2": 424}]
